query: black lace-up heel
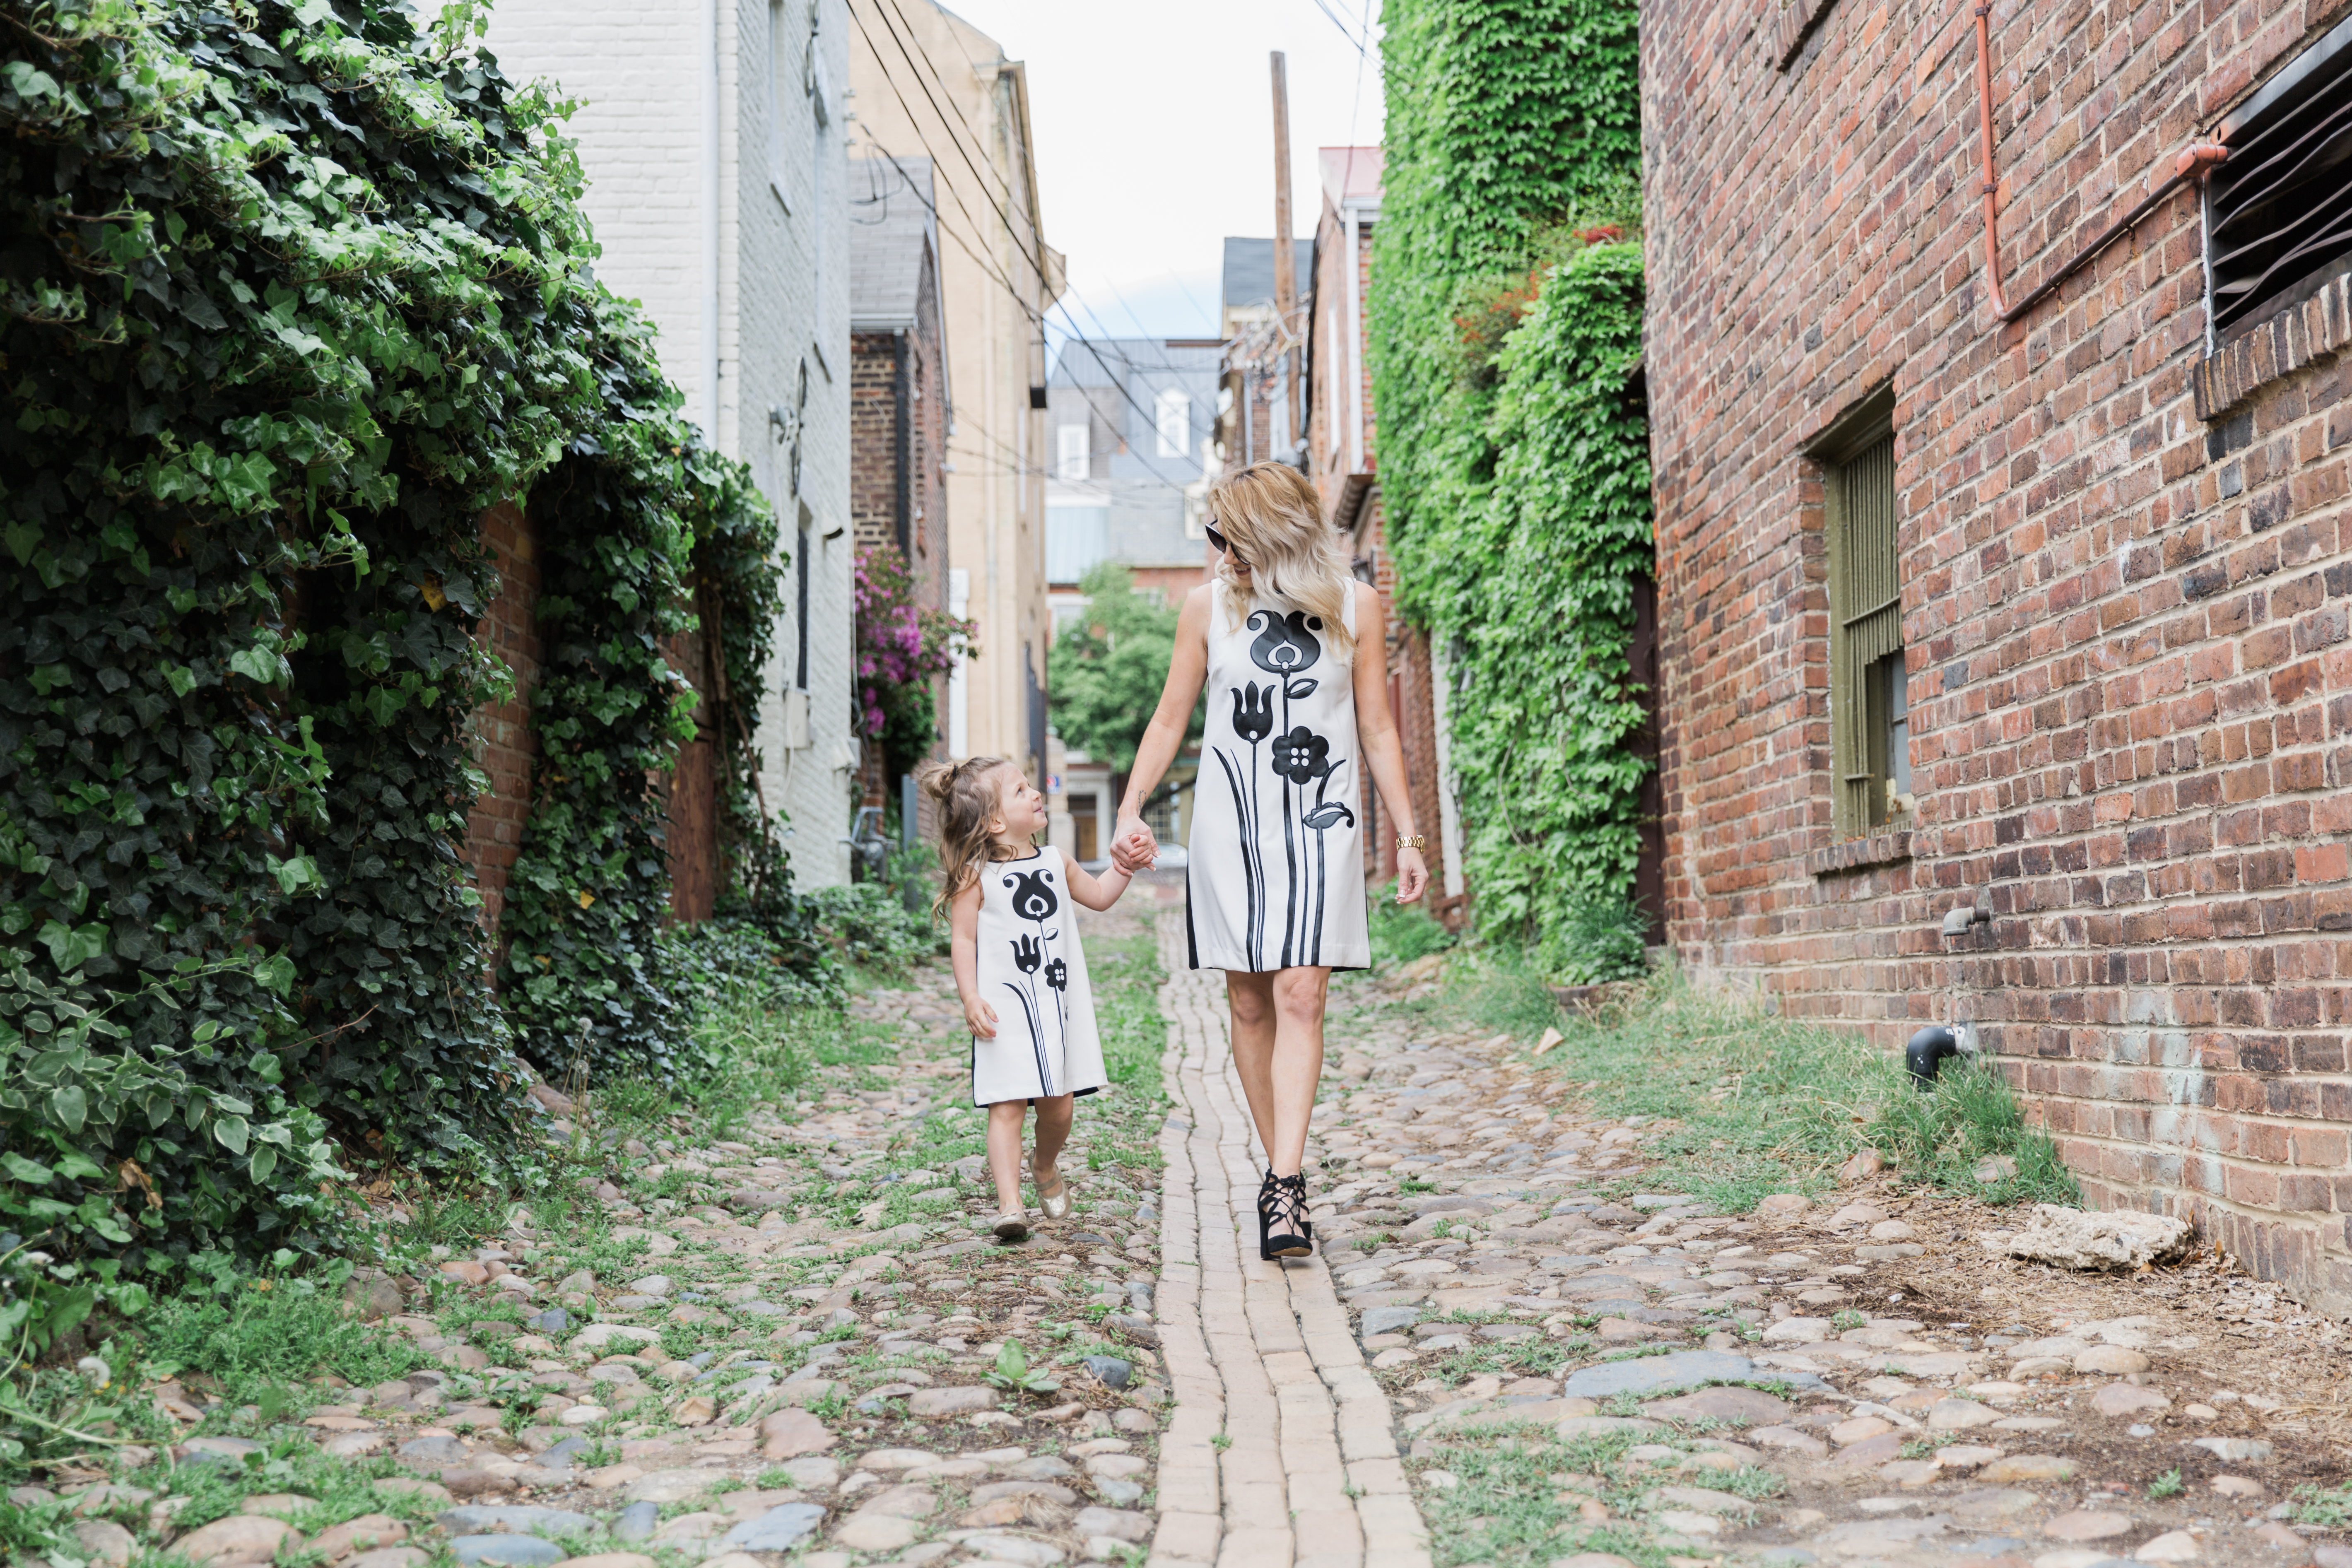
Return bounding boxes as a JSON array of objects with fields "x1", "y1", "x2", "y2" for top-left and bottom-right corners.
[
  {"x1": 1263, "y1": 1171, "x2": 1313, "y2": 1259},
  {"x1": 1256, "y1": 1169, "x2": 1280, "y2": 1259}
]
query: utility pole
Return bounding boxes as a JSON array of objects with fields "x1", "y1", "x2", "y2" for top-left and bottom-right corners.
[{"x1": 1270, "y1": 51, "x2": 1299, "y2": 456}]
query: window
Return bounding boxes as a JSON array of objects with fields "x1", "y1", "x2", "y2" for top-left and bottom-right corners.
[
  {"x1": 795, "y1": 508, "x2": 812, "y2": 691},
  {"x1": 1056, "y1": 424, "x2": 1089, "y2": 481},
  {"x1": 1811, "y1": 386, "x2": 1905, "y2": 838},
  {"x1": 2208, "y1": 13, "x2": 2352, "y2": 337},
  {"x1": 1045, "y1": 505, "x2": 1109, "y2": 585},
  {"x1": 1155, "y1": 388, "x2": 1191, "y2": 458}
]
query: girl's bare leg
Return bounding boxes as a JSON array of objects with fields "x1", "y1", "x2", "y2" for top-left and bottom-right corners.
[{"x1": 987, "y1": 1100, "x2": 1028, "y2": 1214}]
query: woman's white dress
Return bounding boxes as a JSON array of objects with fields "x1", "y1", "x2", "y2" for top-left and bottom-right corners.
[
  {"x1": 971, "y1": 848, "x2": 1107, "y2": 1106},
  {"x1": 1186, "y1": 581, "x2": 1370, "y2": 972}
]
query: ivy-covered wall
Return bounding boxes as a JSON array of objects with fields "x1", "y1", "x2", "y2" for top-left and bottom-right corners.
[
  {"x1": 1369, "y1": 0, "x2": 1651, "y2": 974},
  {"x1": 0, "y1": 0, "x2": 781, "y2": 1301}
]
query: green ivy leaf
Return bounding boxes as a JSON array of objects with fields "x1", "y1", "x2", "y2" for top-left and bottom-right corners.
[
  {"x1": 49, "y1": 1085, "x2": 88, "y2": 1134},
  {"x1": 248, "y1": 1144, "x2": 278, "y2": 1183},
  {"x1": 35, "y1": 920, "x2": 109, "y2": 972},
  {"x1": 253, "y1": 954, "x2": 296, "y2": 996},
  {"x1": 0, "y1": 1152, "x2": 55, "y2": 1185},
  {"x1": 2, "y1": 520, "x2": 38, "y2": 565},
  {"x1": 162, "y1": 663, "x2": 198, "y2": 697},
  {"x1": 227, "y1": 645, "x2": 285, "y2": 684},
  {"x1": 212, "y1": 1115, "x2": 250, "y2": 1156}
]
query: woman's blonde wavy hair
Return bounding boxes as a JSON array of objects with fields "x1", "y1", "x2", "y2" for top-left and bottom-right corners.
[{"x1": 1207, "y1": 461, "x2": 1356, "y2": 666}]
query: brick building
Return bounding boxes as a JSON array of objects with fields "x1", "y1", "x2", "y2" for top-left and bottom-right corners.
[
  {"x1": 1299, "y1": 149, "x2": 1469, "y2": 924},
  {"x1": 850, "y1": 2, "x2": 1064, "y2": 789},
  {"x1": 480, "y1": 0, "x2": 861, "y2": 889},
  {"x1": 848, "y1": 155, "x2": 951, "y2": 820},
  {"x1": 1644, "y1": 0, "x2": 2352, "y2": 1301}
]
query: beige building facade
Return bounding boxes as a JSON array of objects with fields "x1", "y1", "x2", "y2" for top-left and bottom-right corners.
[{"x1": 848, "y1": 0, "x2": 1062, "y2": 784}]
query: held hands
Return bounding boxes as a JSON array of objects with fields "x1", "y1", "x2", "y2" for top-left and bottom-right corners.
[
  {"x1": 1395, "y1": 846, "x2": 1430, "y2": 905},
  {"x1": 1110, "y1": 814, "x2": 1159, "y2": 873},
  {"x1": 963, "y1": 994, "x2": 999, "y2": 1040}
]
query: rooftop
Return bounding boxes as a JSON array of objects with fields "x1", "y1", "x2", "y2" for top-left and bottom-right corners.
[{"x1": 849, "y1": 155, "x2": 937, "y2": 329}]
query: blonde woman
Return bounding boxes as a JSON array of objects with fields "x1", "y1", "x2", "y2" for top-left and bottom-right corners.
[{"x1": 1113, "y1": 461, "x2": 1428, "y2": 1259}]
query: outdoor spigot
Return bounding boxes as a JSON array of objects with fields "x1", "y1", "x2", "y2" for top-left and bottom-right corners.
[{"x1": 1906, "y1": 1025, "x2": 1960, "y2": 1089}]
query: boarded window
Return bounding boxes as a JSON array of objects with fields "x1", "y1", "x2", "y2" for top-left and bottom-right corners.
[
  {"x1": 2209, "y1": 13, "x2": 2352, "y2": 337},
  {"x1": 1814, "y1": 388, "x2": 1906, "y2": 837}
]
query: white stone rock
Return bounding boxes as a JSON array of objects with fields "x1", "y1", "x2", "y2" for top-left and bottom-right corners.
[
  {"x1": 2135, "y1": 1532, "x2": 2200, "y2": 1563},
  {"x1": 1761, "y1": 1317, "x2": 1834, "y2": 1345},
  {"x1": 573, "y1": 1324, "x2": 663, "y2": 1350},
  {"x1": 2002, "y1": 1205, "x2": 2193, "y2": 1269}
]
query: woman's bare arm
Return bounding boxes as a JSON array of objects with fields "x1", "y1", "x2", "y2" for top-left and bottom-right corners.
[
  {"x1": 1113, "y1": 584, "x2": 1212, "y2": 864},
  {"x1": 1352, "y1": 582, "x2": 1429, "y2": 903}
]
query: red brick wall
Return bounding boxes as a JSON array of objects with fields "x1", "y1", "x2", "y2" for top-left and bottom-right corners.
[
  {"x1": 465, "y1": 502, "x2": 542, "y2": 942},
  {"x1": 849, "y1": 274, "x2": 951, "y2": 807},
  {"x1": 851, "y1": 331, "x2": 901, "y2": 555},
  {"x1": 1646, "y1": 0, "x2": 2352, "y2": 1302}
]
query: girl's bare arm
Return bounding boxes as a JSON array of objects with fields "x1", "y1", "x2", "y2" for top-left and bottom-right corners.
[
  {"x1": 1063, "y1": 848, "x2": 1133, "y2": 912},
  {"x1": 948, "y1": 881, "x2": 996, "y2": 1037}
]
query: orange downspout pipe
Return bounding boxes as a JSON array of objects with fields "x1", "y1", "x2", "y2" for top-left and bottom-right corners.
[
  {"x1": 1973, "y1": 2, "x2": 2227, "y2": 325},
  {"x1": 1973, "y1": 3, "x2": 2011, "y2": 319}
]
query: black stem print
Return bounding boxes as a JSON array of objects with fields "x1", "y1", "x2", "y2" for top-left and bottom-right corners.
[
  {"x1": 1005, "y1": 870, "x2": 1062, "y2": 1096},
  {"x1": 1279, "y1": 681, "x2": 1297, "y2": 970},
  {"x1": 1244, "y1": 611, "x2": 1325, "y2": 973},
  {"x1": 1300, "y1": 757, "x2": 1354, "y2": 968},
  {"x1": 1248, "y1": 728, "x2": 1268, "y2": 970},
  {"x1": 1227, "y1": 680, "x2": 1276, "y2": 970},
  {"x1": 1212, "y1": 749, "x2": 1258, "y2": 972},
  {"x1": 1000, "y1": 976, "x2": 1044, "y2": 1093}
]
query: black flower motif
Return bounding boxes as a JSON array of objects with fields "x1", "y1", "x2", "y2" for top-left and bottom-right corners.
[
  {"x1": 1269, "y1": 726, "x2": 1331, "y2": 784},
  {"x1": 1231, "y1": 682, "x2": 1274, "y2": 743},
  {"x1": 1248, "y1": 609, "x2": 1323, "y2": 676},
  {"x1": 1044, "y1": 958, "x2": 1068, "y2": 991},
  {"x1": 1004, "y1": 868, "x2": 1059, "y2": 920},
  {"x1": 1012, "y1": 934, "x2": 1043, "y2": 974}
]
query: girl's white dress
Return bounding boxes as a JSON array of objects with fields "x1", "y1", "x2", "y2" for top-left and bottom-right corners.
[
  {"x1": 1186, "y1": 580, "x2": 1370, "y2": 971},
  {"x1": 971, "y1": 848, "x2": 1107, "y2": 1106}
]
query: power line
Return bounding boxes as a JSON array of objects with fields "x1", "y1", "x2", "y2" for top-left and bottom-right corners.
[
  {"x1": 856, "y1": 0, "x2": 1207, "y2": 417},
  {"x1": 848, "y1": 17, "x2": 1221, "y2": 489},
  {"x1": 1307, "y1": 0, "x2": 1369, "y2": 53}
]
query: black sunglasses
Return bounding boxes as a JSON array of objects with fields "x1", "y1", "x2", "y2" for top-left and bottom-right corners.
[{"x1": 1206, "y1": 521, "x2": 1248, "y2": 566}]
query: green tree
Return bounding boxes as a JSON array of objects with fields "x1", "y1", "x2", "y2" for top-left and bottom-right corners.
[{"x1": 1047, "y1": 564, "x2": 1202, "y2": 774}]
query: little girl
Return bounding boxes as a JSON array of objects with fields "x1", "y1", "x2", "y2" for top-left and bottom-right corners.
[{"x1": 925, "y1": 757, "x2": 1134, "y2": 1241}]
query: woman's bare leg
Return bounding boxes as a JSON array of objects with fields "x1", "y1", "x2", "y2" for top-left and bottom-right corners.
[
  {"x1": 1225, "y1": 966, "x2": 1331, "y2": 1177},
  {"x1": 1267, "y1": 967, "x2": 1329, "y2": 1176},
  {"x1": 1225, "y1": 972, "x2": 1279, "y2": 1167}
]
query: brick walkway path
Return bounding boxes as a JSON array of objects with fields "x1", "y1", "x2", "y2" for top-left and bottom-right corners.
[{"x1": 1147, "y1": 910, "x2": 1431, "y2": 1568}]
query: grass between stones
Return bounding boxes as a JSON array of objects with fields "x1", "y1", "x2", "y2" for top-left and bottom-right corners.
[
  {"x1": 1354, "y1": 957, "x2": 2076, "y2": 1212},
  {"x1": 1409, "y1": 1417, "x2": 1786, "y2": 1568},
  {"x1": 0, "y1": 926, "x2": 1174, "y2": 1567}
]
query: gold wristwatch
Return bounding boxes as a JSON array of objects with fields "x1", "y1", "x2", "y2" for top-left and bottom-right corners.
[{"x1": 1395, "y1": 835, "x2": 1425, "y2": 850}]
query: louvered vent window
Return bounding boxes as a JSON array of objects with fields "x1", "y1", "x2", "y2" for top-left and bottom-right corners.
[
  {"x1": 2209, "y1": 15, "x2": 2352, "y2": 336},
  {"x1": 1812, "y1": 388, "x2": 1907, "y2": 838}
]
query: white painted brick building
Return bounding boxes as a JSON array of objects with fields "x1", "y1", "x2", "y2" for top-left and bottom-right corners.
[{"x1": 487, "y1": 0, "x2": 860, "y2": 885}]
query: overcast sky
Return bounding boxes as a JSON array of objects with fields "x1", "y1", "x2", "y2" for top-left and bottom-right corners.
[{"x1": 928, "y1": 0, "x2": 1385, "y2": 352}]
